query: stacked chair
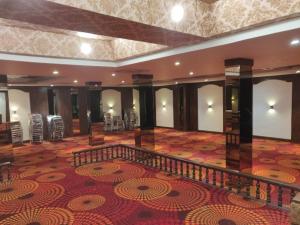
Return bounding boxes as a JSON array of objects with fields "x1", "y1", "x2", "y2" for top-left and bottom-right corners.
[
  {"x1": 29, "y1": 114, "x2": 43, "y2": 143},
  {"x1": 47, "y1": 115, "x2": 64, "y2": 141},
  {"x1": 10, "y1": 121, "x2": 23, "y2": 146},
  {"x1": 104, "y1": 113, "x2": 113, "y2": 132}
]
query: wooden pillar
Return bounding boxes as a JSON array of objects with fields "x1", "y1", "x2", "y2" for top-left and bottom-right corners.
[
  {"x1": 55, "y1": 87, "x2": 73, "y2": 137},
  {"x1": 224, "y1": 58, "x2": 253, "y2": 171},
  {"x1": 78, "y1": 87, "x2": 89, "y2": 135},
  {"x1": 292, "y1": 76, "x2": 300, "y2": 143}
]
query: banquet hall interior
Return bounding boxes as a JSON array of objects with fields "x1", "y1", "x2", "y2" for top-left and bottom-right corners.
[{"x1": 0, "y1": 0, "x2": 300, "y2": 224}]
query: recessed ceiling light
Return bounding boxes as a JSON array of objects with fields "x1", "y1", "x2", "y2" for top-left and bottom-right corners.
[
  {"x1": 52, "y1": 70, "x2": 59, "y2": 75},
  {"x1": 77, "y1": 32, "x2": 98, "y2": 39},
  {"x1": 74, "y1": 80, "x2": 78, "y2": 83},
  {"x1": 80, "y1": 43, "x2": 92, "y2": 55},
  {"x1": 112, "y1": 73, "x2": 116, "y2": 77},
  {"x1": 174, "y1": 61, "x2": 180, "y2": 66},
  {"x1": 8, "y1": 84, "x2": 12, "y2": 86},
  {"x1": 171, "y1": 4, "x2": 184, "y2": 23},
  {"x1": 50, "y1": 84, "x2": 54, "y2": 87},
  {"x1": 296, "y1": 70, "x2": 300, "y2": 74},
  {"x1": 175, "y1": 81, "x2": 178, "y2": 84},
  {"x1": 204, "y1": 79, "x2": 209, "y2": 82},
  {"x1": 121, "y1": 80, "x2": 125, "y2": 84},
  {"x1": 189, "y1": 72, "x2": 194, "y2": 76},
  {"x1": 290, "y1": 39, "x2": 300, "y2": 46}
]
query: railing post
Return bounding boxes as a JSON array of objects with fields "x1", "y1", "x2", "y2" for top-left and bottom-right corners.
[
  {"x1": 192, "y1": 164, "x2": 195, "y2": 180},
  {"x1": 180, "y1": 161, "x2": 183, "y2": 176},
  {"x1": 73, "y1": 153, "x2": 77, "y2": 167},
  {"x1": 213, "y1": 169, "x2": 216, "y2": 186},
  {"x1": 175, "y1": 160, "x2": 178, "y2": 175},
  {"x1": 246, "y1": 178, "x2": 251, "y2": 199},
  {"x1": 164, "y1": 157, "x2": 167, "y2": 172},
  {"x1": 0, "y1": 166, "x2": 3, "y2": 183},
  {"x1": 228, "y1": 174, "x2": 232, "y2": 191},
  {"x1": 199, "y1": 166, "x2": 202, "y2": 181},
  {"x1": 160, "y1": 156, "x2": 163, "y2": 170},
  {"x1": 220, "y1": 171, "x2": 224, "y2": 188},
  {"x1": 79, "y1": 152, "x2": 82, "y2": 166},
  {"x1": 186, "y1": 163, "x2": 190, "y2": 178},
  {"x1": 205, "y1": 168, "x2": 209, "y2": 184},
  {"x1": 237, "y1": 176, "x2": 241, "y2": 194},
  {"x1": 267, "y1": 183, "x2": 271, "y2": 204},
  {"x1": 256, "y1": 180, "x2": 260, "y2": 199},
  {"x1": 170, "y1": 159, "x2": 173, "y2": 174},
  {"x1": 278, "y1": 186, "x2": 283, "y2": 208}
]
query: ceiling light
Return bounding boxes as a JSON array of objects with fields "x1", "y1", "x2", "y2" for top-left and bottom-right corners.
[
  {"x1": 290, "y1": 39, "x2": 300, "y2": 46},
  {"x1": 171, "y1": 4, "x2": 184, "y2": 23},
  {"x1": 52, "y1": 70, "x2": 59, "y2": 75},
  {"x1": 77, "y1": 32, "x2": 98, "y2": 39},
  {"x1": 112, "y1": 73, "x2": 116, "y2": 77},
  {"x1": 174, "y1": 61, "x2": 180, "y2": 66},
  {"x1": 121, "y1": 80, "x2": 125, "y2": 84},
  {"x1": 175, "y1": 81, "x2": 178, "y2": 84},
  {"x1": 73, "y1": 80, "x2": 78, "y2": 83},
  {"x1": 204, "y1": 79, "x2": 209, "y2": 82},
  {"x1": 80, "y1": 43, "x2": 92, "y2": 55},
  {"x1": 189, "y1": 72, "x2": 194, "y2": 76},
  {"x1": 296, "y1": 70, "x2": 300, "y2": 74},
  {"x1": 50, "y1": 84, "x2": 54, "y2": 87}
]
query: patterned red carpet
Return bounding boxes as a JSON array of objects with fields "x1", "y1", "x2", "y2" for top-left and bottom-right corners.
[{"x1": 0, "y1": 128, "x2": 296, "y2": 224}]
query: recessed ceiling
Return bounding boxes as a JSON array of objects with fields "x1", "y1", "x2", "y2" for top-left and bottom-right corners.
[{"x1": 1, "y1": 28, "x2": 300, "y2": 86}]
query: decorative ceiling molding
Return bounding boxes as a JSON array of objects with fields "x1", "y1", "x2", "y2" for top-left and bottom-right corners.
[
  {"x1": 46, "y1": 0, "x2": 300, "y2": 38},
  {"x1": 1, "y1": 17, "x2": 299, "y2": 67},
  {"x1": 0, "y1": 0, "x2": 203, "y2": 46}
]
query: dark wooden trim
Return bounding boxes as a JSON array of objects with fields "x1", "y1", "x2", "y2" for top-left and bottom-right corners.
[
  {"x1": 154, "y1": 85, "x2": 174, "y2": 91},
  {"x1": 4, "y1": 91, "x2": 10, "y2": 122},
  {"x1": 253, "y1": 74, "x2": 295, "y2": 84},
  {"x1": 195, "y1": 80, "x2": 224, "y2": 88},
  {"x1": 102, "y1": 87, "x2": 122, "y2": 92},
  {"x1": 292, "y1": 76, "x2": 300, "y2": 143}
]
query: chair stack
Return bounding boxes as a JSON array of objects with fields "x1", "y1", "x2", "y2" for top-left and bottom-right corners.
[
  {"x1": 10, "y1": 121, "x2": 23, "y2": 146},
  {"x1": 47, "y1": 115, "x2": 64, "y2": 141},
  {"x1": 29, "y1": 114, "x2": 43, "y2": 143}
]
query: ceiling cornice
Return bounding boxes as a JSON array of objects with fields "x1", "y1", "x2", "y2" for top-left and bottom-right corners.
[{"x1": 1, "y1": 17, "x2": 299, "y2": 68}]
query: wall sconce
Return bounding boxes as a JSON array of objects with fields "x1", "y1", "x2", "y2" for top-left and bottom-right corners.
[
  {"x1": 208, "y1": 104, "x2": 213, "y2": 112},
  {"x1": 13, "y1": 110, "x2": 17, "y2": 114},
  {"x1": 269, "y1": 105, "x2": 274, "y2": 110},
  {"x1": 133, "y1": 104, "x2": 136, "y2": 110},
  {"x1": 109, "y1": 106, "x2": 113, "y2": 110}
]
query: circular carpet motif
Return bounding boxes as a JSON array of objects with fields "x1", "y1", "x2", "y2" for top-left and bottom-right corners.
[
  {"x1": 19, "y1": 167, "x2": 54, "y2": 178},
  {"x1": 206, "y1": 159, "x2": 226, "y2": 167},
  {"x1": 227, "y1": 193, "x2": 265, "y2": 209},
  {"x1": 36, "y1": 172, "x2": 66, "y2": 182},
  {"x1": 91, "y1": 163, "x2": 145, "y2": 183},
  {"x1": 0, "y1": 207, "x2": 74, "y2": 225},
  {"x1": 0, "y1": 180, "x2": 38, "y2": 201},
  {"x1": 169, "y1": 151, "x2": 193, "y2": 158},
  {"x1": 155, "y1": 172, "x2": 179, "y2": 181},
  {"x1": 75, "y1": 162, "x2": 120, "y2": 177},
  {"x1": 259, "y1": 158, "x2": 276, "y2": 164},
  {"x1": 15, "y1": 153, "x2": 56, "y2": 166},
  {"x1": 115, "y1": 178, "x2": 171, "y2": 201},
  {"x1": 73, "y1": 212, "x2": 113, "y2": 225},
  {"x1": 135, "y1": 218, "x2": 183, "y2": 225},
  {"x1": 278, "y1": 159, "x2": 300, "y2": 169},
  {"x1": 0, "y1": 183, "x2": 65, "y2": 214},
  {"x1": 253, "y1": 144, "x2": 276, "y2": 152},
  {"x1": 252, "y1": 167, "x2": 298, "y2": 183},
  {"x1": 143, "y1": 180, "x2": 210, "y2": 211},
  {"x1": 185, "y1": 204, "x2": 269, "y2": 225},
  {"x1": 68, "y1": 194, "x2": 105, "y2": 211},
  {"x1": 196, "y1": 145, "x2": 217, "y2": 151},
  {"x1": 255, "y1": 209, "x2": 290, "y2": 225}
]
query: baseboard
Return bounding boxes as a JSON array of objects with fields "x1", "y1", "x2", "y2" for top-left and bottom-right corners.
[
  {"x1": 197, "y1": 129, "x2": 224, "y2": 134},
  {"x1": 253, "y1": 135, "x2": 291, "y2": 142}
]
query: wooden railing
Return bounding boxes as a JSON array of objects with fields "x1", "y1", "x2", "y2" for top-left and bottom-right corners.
[
  {"x1": 0, "y1": 162, "x2": 12, "y2": 183},
  {"x1": 73, "y1": 144, "x2": 300, "y2": 209}
]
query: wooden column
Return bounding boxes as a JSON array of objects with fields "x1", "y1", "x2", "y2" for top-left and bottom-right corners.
[
  {"x1": 225, "y1": 58, "x2": 253, "y2": 172},
  {"x1": 78, "y1": 87, "x2": 89, "y2": 135},
  {"x1": 55, "y1": 87, "x2": 73, "y2": 137},
  {"x1": 292, "y1": 76, "x2": 300, "y2": 143}
]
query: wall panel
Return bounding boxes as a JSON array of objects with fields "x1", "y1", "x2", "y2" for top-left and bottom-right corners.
[{"x1": 155, "y1": 88, "x2": 174, "y2": 128}]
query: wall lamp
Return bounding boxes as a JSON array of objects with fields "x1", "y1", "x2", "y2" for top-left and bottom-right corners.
[
  {"x1": 269, "y1": 105, "x2": 274, "y2": 110},
  {"x1": 109, "y1": 106, "x2": 113, "y2": 110},
  {"x1": 208, "y1": 104, "x2": 213, "y2": 112}
]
